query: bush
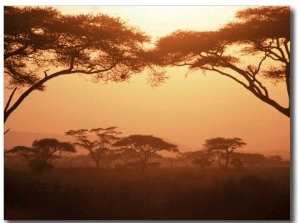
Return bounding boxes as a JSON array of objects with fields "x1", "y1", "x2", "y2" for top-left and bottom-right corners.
[{"x1": 28, "y1": 160, "x2": 54, "y2": 174}]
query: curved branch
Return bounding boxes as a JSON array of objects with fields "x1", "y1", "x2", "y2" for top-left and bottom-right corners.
[
  {"x1": 4, "y1": 43, "x2": 29, "y2": 60},
  {"x1": 283, "y1": 40, "x2": 290, "y2": 62},
  {"x1": 4, "y1": 87, "x2": 17, "y2": 114},
  {"x1": 4, "y1": 60, "x2": 119, "y2": 123},
  {"x1": 203, "y1": 67, "x2": 289, "y2": 117}
]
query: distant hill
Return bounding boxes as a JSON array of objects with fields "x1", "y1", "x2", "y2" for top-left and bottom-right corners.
[{"x1": 3, "y1": 131, "x2": 290, "y2": 160}]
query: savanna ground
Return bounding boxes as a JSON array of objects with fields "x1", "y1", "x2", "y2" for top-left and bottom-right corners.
[{"x1": 4, "y1": 166, "x2": 290, "y2": 220}]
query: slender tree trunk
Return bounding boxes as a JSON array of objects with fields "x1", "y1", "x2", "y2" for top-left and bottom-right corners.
[
  {"x1": 141, "y1": 162, "x2": 146, "y2": 175},
  {"x1": 217, "y1": 152, "x2": 222, "y2": 170},
  {"x1": 225, "y1": 149, "x2": 230, "y2": 170}
]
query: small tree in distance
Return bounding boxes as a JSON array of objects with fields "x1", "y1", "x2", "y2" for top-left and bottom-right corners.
[
  {"x1": 5, "y1": 146, "x2": 37, "y2": 163},
  {"x1": 66, "y1": 127, "x2": 121, "y2": 169},
  {"x1": 113, "y1": 135, "x2": 178, "y2": 174},
  {"x1": 181, "y1": 150, "x2": 215, "y2": 169},
  {"x1": 6, "y1": 138, "x2": 76, "y2": 173},
  {"x1": 203, "y1": 137, "x2": 246, "y2": 170}
]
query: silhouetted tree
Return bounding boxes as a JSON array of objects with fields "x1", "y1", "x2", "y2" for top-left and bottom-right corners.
[
  {"x1": 5, "y1": 146, "x2": 37, "y2": 163},
  {"x1": 30, "y1": 138, "x2": 76, "y2": 173},
  {"x1": 6, "y1": 138, "x2": 76, "y2": 173},
  {"x1": 32, "y1": 138, "x2": 76, "y2": 162},
  {"x1": 232, "y1": 152, "x2": 266, "y2": 167},
  {"x1": 66, "y1": 127, "x2": 121, "y2": 168},
  {"x1": 113, "y1": 135, "x2": 178, "y2": 174},
  {"x1": 4, "y1": 6, "x2": 165, "y2": 123},
  {"x1": 203, "y1": 137, "x2": 246, "y2": 170},
  {"x1": 153, "y1": 6, "x2": 290, "y2": 117}
]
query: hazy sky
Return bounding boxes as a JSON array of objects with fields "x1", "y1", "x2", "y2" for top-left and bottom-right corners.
[{"x1": 3, "y1": 5, "x2": 290, "y2": 154}]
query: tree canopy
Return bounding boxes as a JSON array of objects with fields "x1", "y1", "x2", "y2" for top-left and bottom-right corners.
[
  {"x1": 4, "y1": 6, "x2": 165, "y2": 123},
  {"x1": 5, "y1": 146, "x2": 37, "y2": 163},
  {"x1": 113, "y1": 135, "x2": 178, "y2": 174},
  {"x1": 153, "y1": 6, "x2": 290, "y2": 117},
  {"x1": 32, "y1": 138, "x2": 76, "y2": 162},
  {"x1": 203, "y1": 137, "x2": 246, "y2": 170},
  {"x1": 5, "y1": 138, "x2": 76, "y2": 173},
  {"x1": 66, "y1": 127, "x2": 121, "y2": 168}
]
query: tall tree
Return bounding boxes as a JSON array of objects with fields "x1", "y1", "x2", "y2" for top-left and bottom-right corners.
[
  {"x1": 153, "y1": 6, "x2": 290, "y2": 117},
  {"x1": 203, "y1": 137, "x2": 246, "y2": 170},
  {"x1": 66, "y1": 127, "x2": 121, "y2": 168},
  {"x1": 4, "y1": 6, "x2": 165, "y2": 123},
  {"x1": 113, "y1": 135, "x2": 178, "y2": 174}
]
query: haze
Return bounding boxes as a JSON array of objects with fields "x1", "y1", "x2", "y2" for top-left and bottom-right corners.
[{"x1": 3, "y1": 6, "x2": 290, "y2": 156}]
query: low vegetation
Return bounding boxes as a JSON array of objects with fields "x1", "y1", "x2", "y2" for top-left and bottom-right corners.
[{"x1": 4, "y1": 165, "x2": 290, "y2": 220}]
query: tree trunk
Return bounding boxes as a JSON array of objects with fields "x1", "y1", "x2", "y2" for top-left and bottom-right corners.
[
  {"x1": 141, "y1": 162, "x2": 146, "y2": 175},
  {"x1": 224, "y1": 150, "x2": 230, "y2": 170},
  {"x1": 217, "y1": 152, "x2": 222, "y2": 170}
]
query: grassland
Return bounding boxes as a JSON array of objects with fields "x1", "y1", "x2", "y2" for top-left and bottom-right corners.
[{"x1": 4, "y1": 166, "x2": 290, "y2": 220}]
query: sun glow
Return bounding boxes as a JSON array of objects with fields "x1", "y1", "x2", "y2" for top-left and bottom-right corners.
[
  {"x1": 4, "y1": 5, "x2": 290, "y2": 157},
  {"x1": 55, "y1": 6, "x2": 247, "y2": 39}
]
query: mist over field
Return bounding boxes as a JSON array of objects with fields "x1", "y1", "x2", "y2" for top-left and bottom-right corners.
[
  {"x1": 4, "y1": 131, "x2": 290, "y2": 160},
  {"x1": 4, "y1": 5, "x2": 291, "y2": 221}
]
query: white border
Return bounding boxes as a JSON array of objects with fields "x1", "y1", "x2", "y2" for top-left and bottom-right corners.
[{"x1": 1, "y1": 1, "x2": 298, "y2": 222}]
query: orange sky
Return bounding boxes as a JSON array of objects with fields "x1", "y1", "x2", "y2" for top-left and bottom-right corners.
[{"x1": 3, "y1": 6, "x2": 290, "y2": 155}]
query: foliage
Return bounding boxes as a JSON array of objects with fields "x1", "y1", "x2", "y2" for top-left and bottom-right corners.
[
  {"x1": 181, "y1": 150, "x2": 215, "y2": 168},
  {"x1": 5, "y1": 138, "x2": 76, "y2": 173},
  {"x1": 32, "y1": 138, "x2": 76, "y2": 162},
  {"x1": 28, "y1": 160, "x2": 54, "y2": 174},
  {"x1": 4, "y1": 6, "x2": 166, "y2": 123},
  {"x1": 153, "y1": 6, "x2": 290, "y2": 117},
  {"x1": 203, "y1": 137, "x2": 246, "y2": 170},
  {"x1": 231, "y1": 152, "x2": 266, "y2": 167},
  {"x1": 66, "y1": 127, "x2": 121, "y2": 168},
  {"x1": 113, "y1": 135, "x2": 178, "y2": 174},
  {"x1": 5, "y1": 146, "x2": 37, "y2": 163}
]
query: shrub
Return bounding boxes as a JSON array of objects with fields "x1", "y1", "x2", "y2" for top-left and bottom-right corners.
[{"x1": 28, "y1": 160, "x2": 54, "y2": 174}]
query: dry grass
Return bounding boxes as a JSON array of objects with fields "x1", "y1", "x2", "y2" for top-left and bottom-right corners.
[{"x1": 4, "y1": 166, "x2": 290, "y2": 220}]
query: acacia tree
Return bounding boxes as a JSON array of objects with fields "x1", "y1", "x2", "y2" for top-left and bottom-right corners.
[
  {"x1": 153, "y1": 6, "x2": 290, "y2": 117},
  {"x1": 4, "y1": 6, "x2": 165, "y2": 123},
  {"x1": 113, "y1": 135, "x2": 178, "y2": 174},
  {"x1": 66, "y1": 127, "x2": 121, "y2": 168},
  {"x1": 32, "y1": 138, "x2": 76, "y2": 163},
  {"x1": 5, "y1": 146, "x2": 37, "y2": 163},
  {"x1": 203, "y1": 137, "x2": 246, "y2": 170},
  {"x1": 6, "y1": 138, "x2": 76, "y2": 173}
]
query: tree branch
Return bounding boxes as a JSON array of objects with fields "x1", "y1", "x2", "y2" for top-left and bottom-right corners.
[
  {"x1": 4, "y1": 43, "x2": 29, "y2": 60},
  {"x1": 4, "y1": 87, "x2": 17, "y2": 114}
]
